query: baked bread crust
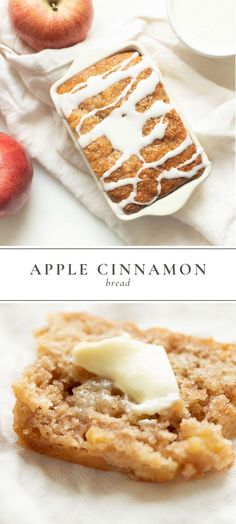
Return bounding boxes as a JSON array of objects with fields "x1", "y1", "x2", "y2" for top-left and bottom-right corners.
[
  {"x1": 57, "y1": 51, "x2": 209, "y2": 215},
  {"x1": 13, "y1": 312, "x2": 236, "y2": 482}
]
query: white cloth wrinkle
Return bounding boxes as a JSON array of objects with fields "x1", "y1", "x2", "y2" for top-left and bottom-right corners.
[{"x1": 0, "y1": 302, "x2": 236, "y2": 524}]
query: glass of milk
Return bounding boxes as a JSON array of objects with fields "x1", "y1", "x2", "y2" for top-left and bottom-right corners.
[{"x1": 167, "y1": 0, "x2": 236, "y2": 57}]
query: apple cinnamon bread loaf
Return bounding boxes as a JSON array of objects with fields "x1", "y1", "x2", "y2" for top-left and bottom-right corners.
[
  {"x1": 13, "y1": 312, "x2": 236, "y2": 483},
  {"x1": 56, "y1": 50, "x2": 210, "y2": 215}
]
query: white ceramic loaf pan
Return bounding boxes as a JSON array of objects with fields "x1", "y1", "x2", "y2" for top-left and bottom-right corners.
[{"x1": 51, "y1": 40, "x2": 211, "y2": 221}]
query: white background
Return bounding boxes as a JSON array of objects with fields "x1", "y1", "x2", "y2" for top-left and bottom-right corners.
[
  {"x1": 0, "y1": 0, "x2": 235, "y2": 519},
  {"x1": 0, "y1": 248, "x2": 235, "y2": 301}
]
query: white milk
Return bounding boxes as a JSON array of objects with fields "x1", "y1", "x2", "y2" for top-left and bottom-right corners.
[{"x1": 169, "y1": 0, "x2": 236, "y2": 56}]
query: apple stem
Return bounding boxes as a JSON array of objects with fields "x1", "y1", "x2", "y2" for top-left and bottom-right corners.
[{"x1": 49, "y1": 1, "x2": 58, "y2": 11}]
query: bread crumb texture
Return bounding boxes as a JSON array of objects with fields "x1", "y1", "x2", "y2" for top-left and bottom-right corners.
[{"x1": 13, "y1": 312, "x2": 236, "y2": 482}]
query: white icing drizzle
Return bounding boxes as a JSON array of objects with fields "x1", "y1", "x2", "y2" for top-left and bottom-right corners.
[
  {"x1": 58, "y1": 51, "x2": 209, "y2": 211},
  {"x1": 60, "y1": 53, "x2": 142, "y2": 118}
]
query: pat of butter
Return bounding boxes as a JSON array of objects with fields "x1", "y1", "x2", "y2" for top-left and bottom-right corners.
[{"x1": 72, "y1": 334, "x2": 180, "y2": 415}]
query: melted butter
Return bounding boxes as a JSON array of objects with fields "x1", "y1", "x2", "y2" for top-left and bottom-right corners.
[{"x1": 72, "y1": 334, "x2": 180, "y2": 415}]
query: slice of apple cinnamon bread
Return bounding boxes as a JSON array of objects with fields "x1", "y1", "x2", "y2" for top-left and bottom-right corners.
[{"x1": 13, "y1": 312, "x2": 236, "y2": 482}]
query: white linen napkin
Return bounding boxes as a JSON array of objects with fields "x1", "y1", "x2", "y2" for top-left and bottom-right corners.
[
  {"x1": 0, "y1": 0, "x2": 235, "y2": 245},
  {"x1": 0, "y1": 302, "x2": 236, "y2": 524}
]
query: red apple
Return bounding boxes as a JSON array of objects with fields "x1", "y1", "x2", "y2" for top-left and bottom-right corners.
[
  {"x1": 0, "y1": 132, "x2": 33, "y2": 217},
  {"x1": 9, "y1": 0, "x2": 94, "y2": 51}
]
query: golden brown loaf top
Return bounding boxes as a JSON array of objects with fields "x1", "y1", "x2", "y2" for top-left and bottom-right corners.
[
  {"x1": 57, "y1": 51, "x2": 209, "y2": 214},
  {"x1": 56, "y1": 51, "x2": 209, "y2": 215},
  {"x1": 13, "y1": 312, "x2": 236, "y2": 483}
]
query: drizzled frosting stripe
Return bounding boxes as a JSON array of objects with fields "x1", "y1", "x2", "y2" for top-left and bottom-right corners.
[
  {"x1": 60, "y1": 53, "x2": 142, "y2": 118},
  {"x1": 58, "y1": 51, "x2": 209, "y2": 211}
]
